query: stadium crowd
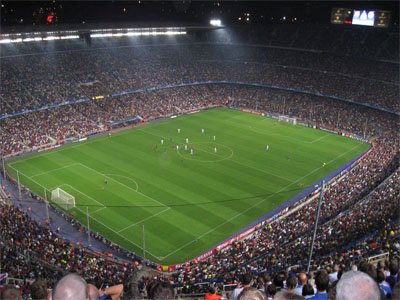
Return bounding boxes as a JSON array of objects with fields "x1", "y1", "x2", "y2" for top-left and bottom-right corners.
[
  {"x1": 1, "y1": 25, "x2": 399, "y2": 300},
  {"x1": 1, "y1": 88, "x2": 398, "y2": 298}
]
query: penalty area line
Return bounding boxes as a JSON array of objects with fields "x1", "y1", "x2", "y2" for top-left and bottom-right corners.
[{"x1": 117, "y1": 207, "x2": 171, "y2": 233}]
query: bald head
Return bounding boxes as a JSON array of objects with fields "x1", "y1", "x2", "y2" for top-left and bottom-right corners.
[
  {"x1": 52, "y1": 274, "x2": 88, "y2": 300},
  {"x1": 336, "y1": 271, "x2": 380, "y2": 300},
  {"x1": 88, "y1": 284, "x2": 100, "y2": 300},
  {"x1": 298, "y1": 272, "x2": 307, "y2": 285}
]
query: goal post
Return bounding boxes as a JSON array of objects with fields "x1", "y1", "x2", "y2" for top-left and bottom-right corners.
[
  {"x1": 279, "y1": 115, "x2": 297, "y2": 125},
  {"x1": 51, "y1": 188, "x2": 76, "y2": 210}
]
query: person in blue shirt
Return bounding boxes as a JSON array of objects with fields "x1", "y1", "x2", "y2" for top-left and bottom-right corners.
[{"x1": 308, "y1": 270, "x2": 329, "y2": 300}]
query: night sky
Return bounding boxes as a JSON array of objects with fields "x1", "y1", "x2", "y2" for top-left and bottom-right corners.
[{"x1": 1, "y1": 1, "x2": 398, "y2": 27}]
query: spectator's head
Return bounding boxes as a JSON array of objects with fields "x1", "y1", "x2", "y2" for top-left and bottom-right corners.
[
  {"x1": 333, "y1": 265, "x2": 340, "y2": 273},
  {"x1": 314, "y1": 270, "x2": 329, "y2": 292},
  {"x1": 238, "y1": 287, "x2": 266, "y2": 300},
  {"x1": 302, "y1": 284, "x2": 314, "y2": 297},
  {"x1": 241, "y1": 273, "x2": 254, "y2": 287},
  {"x1": 377, "y1": 270, "x2": 386, "y2": 284},
  {"x1": 147, "y1": 281, "x2": 174, "y2": 300},
  {"x1": 31, "y1": 279, "x2": 48, "y2": 300},
  {"x1": 87, "y1": 284, "x2": 99, "y2": 300},
  {"x1": 336, "y1": 271, "x2": 380, "y2": 300},
  {"x1": 273, "y1": 272, "x2": 286, "y2": 288},
  {"x1": 207, "y1": 286, "x2": 216, "y2": 294},
  {"x1": 362, "y1": 263, "x2": 377, "y2": 281},
  {"x1": 52, "y1": 273, "x2": 88, "y2": 300},
  {"x1": 1, "y1": 285, "x2": 22, "y2": 300},
  {"x1": 389, "y1": 260, "x2": 399, "y2": 276},
  {"x1": 297, "y1": 273, "x2": 308, "y2": 286},
  {"x1": 261, "y1": 272, "x2": 271, "y2": 285},
  {"x1": 274, "y1": 290, "x2": 305, "y2": 300},
  {"x1": 287, "y1": 277, "x2": 298, "y2": 291},
  {"x1": 266, "y1": 283, "x2": 277, "y2": 297}
]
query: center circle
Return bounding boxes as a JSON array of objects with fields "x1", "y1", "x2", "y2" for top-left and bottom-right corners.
[{"x1": 177, "y1": 142, "x2": 233, "y2": 162}]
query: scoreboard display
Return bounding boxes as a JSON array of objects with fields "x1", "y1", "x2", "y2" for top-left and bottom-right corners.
[{"x1": 331, "y1": 8, "x2": 391, "y2": 28}]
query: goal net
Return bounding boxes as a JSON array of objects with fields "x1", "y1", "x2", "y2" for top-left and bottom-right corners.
[
  {"x1": 279, "y1": 115, "x2": 297, "y2": 125},
  {"x1": 51, "y1": 188, "x2": 76, "y2": 210}
]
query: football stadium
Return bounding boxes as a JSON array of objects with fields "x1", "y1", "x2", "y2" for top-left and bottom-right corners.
[{"x1": 0, "y1": 1, "x2": 399, "y2": 300}]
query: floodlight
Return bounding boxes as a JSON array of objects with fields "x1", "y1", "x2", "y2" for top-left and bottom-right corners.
[{"x1": 210, "y1": 19, "x2": 222, "y2": 27}]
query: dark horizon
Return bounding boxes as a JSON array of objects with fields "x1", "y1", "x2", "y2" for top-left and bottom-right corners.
[{"x1": 1, "y1": 1, "x2": 399, "y2": 28}]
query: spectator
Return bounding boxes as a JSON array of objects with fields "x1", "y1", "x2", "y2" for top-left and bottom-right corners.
[
  {"x1": 238, "y1": 287, "x2": 266, "y2": 300},
  {"x1": 205, "y1": 286, "x2": 223, "y2": 300},
  {"x1": 88, "y1": 284, "x2": 100, "y2": 300},
  {"x1": 295, "y1": 273, "x2": 309, "y2": 296},
  {"x1": 30, "y1": 278, "x2": 49, "y2": 300},
  {"x1": 336, "y1": 271, "x2": 380, "y2": 300},
  {"x1": 146, "y1": 281, "x2": 174, "y2": 300},
  {"x1": 308, "y1": 270, "x2": 329, "y2": 300},
  {"x1": 286, "y1": 277, "x2": 298, "y2": 294},
  {"x1": 328, "y1": 265, "x2": 339, "y2": 284},
  {"x1": 1, "y1": 285, "x2": 23, "y2": 300},
  {"x1": 386, "y1": 260, "x2": 399, "y2": 289},
  {"x1": 274, "y1": 290, "x2": 305, "y2": 300},
  {"x1": 302, "y1": 284, "x2": 315, "y2": 299},
  {"x1": 230, "y1": 273, "x2": 254, "y2": 300},
  {"x1": 52, "y1": 273, "x2": 88, "y2": 300}
]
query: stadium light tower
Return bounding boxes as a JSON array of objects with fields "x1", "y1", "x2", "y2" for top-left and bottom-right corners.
[{"x1": 210, "y1": 19, "x2": 222, "y2": 27}]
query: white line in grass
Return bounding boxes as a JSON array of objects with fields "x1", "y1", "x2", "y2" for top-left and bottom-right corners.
[
  {"x1": 104, "y1": 173, "x2": 138, "y2": 192},
  {"x1": 29, "y1": 163, "x2": 80, "y2": 179},
  {"x1": 248, "y1": 125, "x2": 330, "y2": 144},
  {"x1": 117, "y1": 207, "x2": 171, "y2": 233},
  {"x1": 77, "y1": 163, "x2": 167, "y2": 208},
  {"x1": 73, "y1": 205, "x2": 159, "y2": 258},
  {"x1": 8, "y1": 164, "x2": 50, "y2": 192},
  {"x1": 310, "y1": 134, "x2": 330, "y2": 144},
  {"x1": 140, "y1": 128, "x2": 294, "y2": 183},
  {"x1": 91, "y1": 207, "x2": 107, "y2": 215},
  {"x1": 162, "y1": 143, "x2": 364, "y2": 260}
]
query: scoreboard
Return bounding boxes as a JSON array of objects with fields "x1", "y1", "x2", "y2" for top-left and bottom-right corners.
[{"x1": 331, "y1": 8, "x2": 391, "y2": 28}]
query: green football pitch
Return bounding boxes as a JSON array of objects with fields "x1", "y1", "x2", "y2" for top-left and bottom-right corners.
[{"x1": 6, "y1": 108, "x2": 370, "y2": 265}]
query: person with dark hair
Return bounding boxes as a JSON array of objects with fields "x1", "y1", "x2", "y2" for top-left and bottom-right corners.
[
  {"x1": 30, "y1": 278, "x2": 49, "y2": 300},
  {"x1": 286, "y1": 277, "x2": 298, "y2": 293},
  {"x1": 386, "y1": 260, "x2": 399, "y2": 289},
  {"x1": 266, "y1": 284, "x2": 277, "y2": 300},
  {"x1": 205, "y1": 286, "x2": 222, "y2": 300},
  {"x1": 229, "y1": 273, "x2": 254, "y2": 300},
  {"x1": 302, "y1": 284, "x2": 315, "y2": 299},
  {"x1": 147, "y1": 281, "x2": 174, "y2": 300},
  {"x1": 273, "y1": 272, "x2": 286, "y2": 290},
  {"x1": 378, "y1": 270, "x2": 392, "y2": 299},
  {"x1": 308, "y1": 270, "x2": 329, "y2": 300},
  {"x1": 260, "y1": 272, "x2": 272, "y2": 293},
  {"x1": 238, "y1": 287, "x2": 266, "y2": 300},
  {"x1": 1, "y1": 285, "x2": 23, "y2": 300}
]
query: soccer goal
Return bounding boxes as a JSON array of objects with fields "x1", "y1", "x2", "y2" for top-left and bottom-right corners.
[
  {"x1": 51, "y1": 188, "x2": 76, "y2": 210},
  {"x1": 279, "y1": 115, "x2": 297, "y2": 125}
]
